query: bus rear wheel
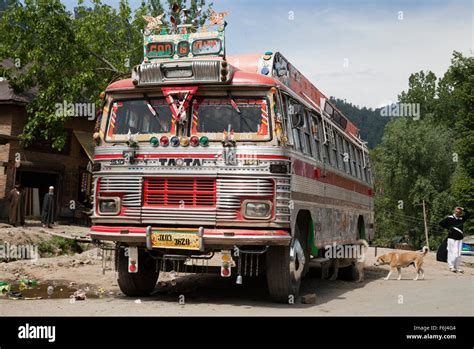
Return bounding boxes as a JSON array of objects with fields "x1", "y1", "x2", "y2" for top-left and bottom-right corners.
[
  {"x1": 338, "y1": 262, "x2": 362, "y2": 282},
  {"x1": 117, "y1": 246, "x2": 159, "y2": 297},
  {"x1": 266, "y1": 225, "x2": 306, "y2": 303}
]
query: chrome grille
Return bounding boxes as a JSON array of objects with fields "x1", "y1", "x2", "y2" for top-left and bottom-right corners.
[
  {"x1": 99, "y1": 177, "x2": 142, "y2": 207},
  {"x1": 133, "y1": 60, "x2": 222, "y2": 86},
  {"x1": 134, "y1": 62, "x2": 163, "y2": 86},
  {"x1": 216, "y1": 178, "x2": 274, "y2": 221},
  {"x1": 141, "y1": 207, "x2": 216, "y2": 223},
  {"x1": 192, "y1": 61, "x2": 220, "y2": 81},
  {"x1": 96, "y1": 176, "x2": 276, "y2": 224},
  {"x1": 275, "y1": 177, "x2": 291, "y2": 223}
]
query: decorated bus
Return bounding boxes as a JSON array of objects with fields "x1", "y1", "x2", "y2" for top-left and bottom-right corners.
[{"x1": 90, "y1": 11, "x2": 374, "y2": 302}]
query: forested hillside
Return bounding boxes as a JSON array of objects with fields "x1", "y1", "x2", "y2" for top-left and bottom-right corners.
[{"x1": 330, "y1": 98, "x2": 390, "y2": 149}]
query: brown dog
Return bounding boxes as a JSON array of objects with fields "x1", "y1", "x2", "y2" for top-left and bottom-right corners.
[{"x1": 374, "y1": 247, "x2": 428, "y2": 280}]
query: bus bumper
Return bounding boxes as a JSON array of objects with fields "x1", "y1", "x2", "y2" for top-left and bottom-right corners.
[{"x1": 90, "y1": 226, "x2": 291, "y2": 247}]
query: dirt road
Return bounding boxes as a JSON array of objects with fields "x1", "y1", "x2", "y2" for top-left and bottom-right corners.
[{"x1": 1, "y1": 224, "x2": 473, "y2": 316}]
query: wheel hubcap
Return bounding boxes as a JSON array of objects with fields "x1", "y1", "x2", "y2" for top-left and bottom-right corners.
[{"x1": 289, "y1": 238, "x2": 305, "y2": 283}]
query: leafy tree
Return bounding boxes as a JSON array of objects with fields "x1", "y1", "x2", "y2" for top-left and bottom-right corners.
[
  {"x1": 0, "y1": 0, "x2": 17, "y2": 15},
  {"x1": 142, "y1": 0, "x2": 165, "y2": 16},
  {"x1": 0, "y1": 0, "x2": 90, "y2": 149},
  {"x1": 443, "y1": 52, "x2": 474, "y2": 232},
  {"x1": 373, "y1": 51, "x2": 474, "y2": 248},
  {"x1": 0, "y1": 0, "x2": 211, "y2": 149},
  {"x1": 372, "y1": 117, "x2": 456, "y2": 248},
  {"x1": 138, "y1": 0, "x2": 210, "y2": 28},
  {"x1": 398, "y1": 70, "x2": 437, "y2": 120}
]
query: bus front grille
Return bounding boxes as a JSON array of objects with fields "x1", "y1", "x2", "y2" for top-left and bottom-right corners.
[{"x1": 144, "y1": 177, "x2": 216, "y2": 208}]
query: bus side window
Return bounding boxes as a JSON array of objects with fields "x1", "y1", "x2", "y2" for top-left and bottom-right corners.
[
  {"x1": 288, "y1": 98, "x2": 303, "y2": 153},
  {"x1": 325, "y1": 127, "x2": 337, "y2": 168},
  {"x1": 322, "y1": 128, "x2": 330, "y2": 165},
  {"x1": 282, "y1": 95, "x2": 299, "y2": 151},
  {"x1": 311, "y1": 114, "x2": 322, "y2": 162},
  {"x1": 335, "y1": 132, "x2": 344, "y2": 171},
  {"x1": 355, "y1": 148, "x2": 362, "y2": 179},
  {"x1": 300, "y1": 111, "x2": 313, "y2": 157},
  {"x1": 360, "y1": 150, "x2": 367, "y2": 182},
  {"x1": 331, "y1": 131, "x2": 339, "y2": 168},
  {"x1": 349, "y1": 144, "x2": 356, "y2": 177},
  {"x1": 342, "y1": 139, "x2": 351, "y2": 174}
]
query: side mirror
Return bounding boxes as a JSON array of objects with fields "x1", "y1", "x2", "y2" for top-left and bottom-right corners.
[
  {"x1": 289, "y1": 104, "x2": 304, "y2": 128},
  {"x1": 291, "y1": 113, "x2": 304, "y2": 128},
  {"x1": 277, "y1": 67, "x2": 287, "y2": 77}
]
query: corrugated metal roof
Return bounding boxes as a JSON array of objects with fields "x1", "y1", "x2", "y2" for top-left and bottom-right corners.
[
  {"x1": 0, "y1": 59, "x2": 37, "y2": 104},
  {"x1": 0, "y1": 80, "x2": 36, "y2": 104}
]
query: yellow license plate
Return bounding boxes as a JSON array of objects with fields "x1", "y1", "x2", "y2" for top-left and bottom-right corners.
[{"x1": 150, "y1": 230, "x2": 202, "y2": 251}]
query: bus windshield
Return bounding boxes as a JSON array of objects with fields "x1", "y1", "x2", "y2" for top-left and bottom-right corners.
[
  {"x1": 192, "y1": 97, "x2": 270, "y2": 140},
  {"x1": 107, "y1": 99, "x2": 172, "y2": 137},
  {"x1": 106, "y1": 96, "x2": 270, "y2": 141}
]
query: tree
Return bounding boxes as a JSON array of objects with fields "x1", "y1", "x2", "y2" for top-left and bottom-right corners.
[
  {"x1": 443, "y1": 52, "x2": 474, "y2": 232},
  {"x1": 0, "y1": 0, "x2": 211, "y2": 149},
  {"x1": 0, "y1": 0, "x2": 17, "y2": 15},
  {"x1": 372, "y1": 51, "x2": 474, "y2": 248},
  {"x1": 137, "y1": 0, "x2": 210, "y2": 28},
  {"x1": 398, "y1": 70, "x2": 437, "y2": 120},
  {"x1": 372, "y1": 117, "x2": 456, "y2": 247}
]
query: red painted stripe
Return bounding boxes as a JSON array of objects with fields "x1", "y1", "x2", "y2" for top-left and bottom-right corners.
[
  {"x1": 91, "y1": 226, "x2": 146, "y2": 234},
  {"x1": 95, "y1": 154, "x2": 122, "y2": 159},
  {"x1": 90, "y1": 226, "x2": 290, "y2": 237},
  {"x1": 237, "y1": 155, "x2": 289, "y2": 160},
  {"x1": 136, "y1": 153, "x2": 216, "y2": 159},
  {"x1": 203, "y1": 230, "x2": 289, "y2": 236},
  {"x1": 292, "y1": 157, "x2": 372, "y2": 196}
]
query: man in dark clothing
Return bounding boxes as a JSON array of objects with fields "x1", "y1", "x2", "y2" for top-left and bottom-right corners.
[
  {"x1": 439, "y1": 207, "x2": 469, "y2": 273},
  {"x1": 8, "y1": 183, "x2": 25, "y2": 226},
  {"x1": 41, "y1": 186, "x2": 55, "y2": 228}
]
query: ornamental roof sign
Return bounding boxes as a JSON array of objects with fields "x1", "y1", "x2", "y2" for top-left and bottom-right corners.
[
  {"x1": 141, "y1": 7, "x2": 229, "y2": 63},
  {"x1": 132, "y1": 8, "x2": 231, "y2": 86}
]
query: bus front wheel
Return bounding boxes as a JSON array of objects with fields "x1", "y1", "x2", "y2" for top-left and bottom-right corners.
[
  {"x1": 266, "y1": 225, "x2": 306, "y2": 303},
  {"x1": 117, "y1": 246, "x2": 159, "y2": 297}
]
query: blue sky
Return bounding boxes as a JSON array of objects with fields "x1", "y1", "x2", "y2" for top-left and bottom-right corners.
[{"x1": 62, "y1": 0, "x2": 472, "y2": 108}]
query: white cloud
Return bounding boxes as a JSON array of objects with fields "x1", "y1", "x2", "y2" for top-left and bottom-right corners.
[{"x1": 225, "y1": 1, "x2": 472, "y2": 108}]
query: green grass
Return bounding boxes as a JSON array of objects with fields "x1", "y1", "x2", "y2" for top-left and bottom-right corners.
[{"x1": 38, "y1": 236, "x2": 83, "y2": 257}]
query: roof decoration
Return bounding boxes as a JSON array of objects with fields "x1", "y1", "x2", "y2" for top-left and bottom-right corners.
[
  {"x1": 142, "y1": 14, "x2": 165, "y2": 35},
  {"x1": 141, "y1": 7, "x2": 229, "y2": 63}
]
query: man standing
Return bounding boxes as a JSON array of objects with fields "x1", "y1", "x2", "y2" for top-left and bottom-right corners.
[
  {"x1": 41, "y1": 186, "x2": 55, "y2": 228},
  {"x1": 7, "y1": 183, "x2": 25, "y2": 227},
  {"x1": 439, "y1": 207, "x2": 469, "y2": 273}
]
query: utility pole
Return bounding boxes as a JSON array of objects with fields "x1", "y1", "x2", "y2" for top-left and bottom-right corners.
[{"x1": 422, "y1": 200, "x2": 430, "y2": 251}]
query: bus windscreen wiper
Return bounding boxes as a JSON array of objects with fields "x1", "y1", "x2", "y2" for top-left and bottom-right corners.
[
  {"x1": 144, "y1": 93, "x2": 160, "y2": 119},
  {"x1": 228, "y1": 93, "x2": 241, "y2": 114}
]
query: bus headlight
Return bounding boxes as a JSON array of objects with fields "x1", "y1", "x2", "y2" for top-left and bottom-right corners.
[
  {"x1": 243, "y1": 200, "x2": 272, "y2": 219},
  {"x1": 98, "y1": 197, "x2": 121, "y2": 215}
]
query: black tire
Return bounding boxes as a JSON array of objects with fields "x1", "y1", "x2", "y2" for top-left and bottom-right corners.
[
  {"x1": 266, "y1": 224, "x2": 307, "y2": 303},
  {"x1": 117, "y1": 246, "x2": 159, "y2": 297},
  {"x1": 338, "y1": 263, "x2": 361, "y2": 281}
]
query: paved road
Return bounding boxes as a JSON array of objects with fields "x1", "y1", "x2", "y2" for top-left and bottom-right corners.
[{"x1": 1, "y1": 262, "x2": 473, "y2": 316}]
